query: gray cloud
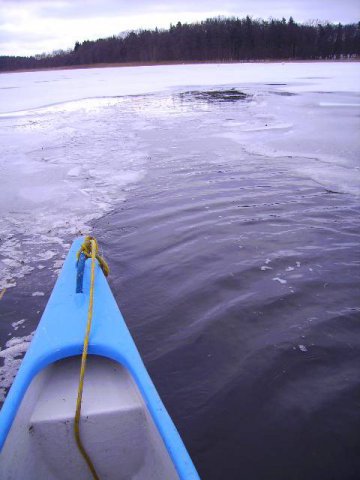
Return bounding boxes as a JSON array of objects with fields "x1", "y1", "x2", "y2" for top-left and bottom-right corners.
[
  {"x1": 0, "y1": 29, "x2": 57, "y2": 44},
  {"x1": 1, "y1": 0, "x2": 359, "y2": 56},
  {"x1": 1, "y1": 0, "x2": 359, "y2": 22}
]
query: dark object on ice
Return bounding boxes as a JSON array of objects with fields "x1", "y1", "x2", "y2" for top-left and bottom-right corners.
[{"x1": 180, "y1": 88, "x2": 250, "y2": 104}]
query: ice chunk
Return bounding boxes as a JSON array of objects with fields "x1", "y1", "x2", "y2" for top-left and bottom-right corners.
[
  {"x1": 11, "y1": 319, "x2": 26, "y2": 331},
  {"x1": 0, "y1": 333, "x2": 34, "y2": 402}
]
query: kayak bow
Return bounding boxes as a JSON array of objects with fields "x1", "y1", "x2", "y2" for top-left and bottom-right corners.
[{"x1": 0, "y1": 237, "x2": 199, "y2": 479}]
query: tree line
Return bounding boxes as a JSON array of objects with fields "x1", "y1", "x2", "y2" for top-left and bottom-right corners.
[{"x1": 1, "y1": 16, "x2": 359, "y2": 72}]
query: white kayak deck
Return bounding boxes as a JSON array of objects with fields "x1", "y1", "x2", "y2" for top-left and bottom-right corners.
[{"x1": 0, "y1": 355, "x2": 179, "y2": 479}]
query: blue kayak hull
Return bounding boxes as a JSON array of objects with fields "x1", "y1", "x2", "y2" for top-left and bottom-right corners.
[{"x1": 0, "y1": 237, "x2": 199, "y2": 479}]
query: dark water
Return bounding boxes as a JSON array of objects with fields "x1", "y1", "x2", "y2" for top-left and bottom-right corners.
[
  {"x1": 1, "y1": 89, "x2": 360, "y2": 479},
  {"x1": 92, "y1": 158, "x2": 359, "y2": 477},
  {"x1": 95, "y1": 93, "x2": 360, "y2": 480}
]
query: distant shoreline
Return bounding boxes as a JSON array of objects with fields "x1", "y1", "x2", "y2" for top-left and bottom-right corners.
[{"x1": 1, "y1": 58, "x2": 359, "y2": 75}]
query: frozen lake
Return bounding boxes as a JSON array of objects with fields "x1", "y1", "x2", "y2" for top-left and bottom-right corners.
[
  {"x1": 1, "y1": 62, "x2": 360, "y2": 479},
  {"x1": 0, "y1": 62, "x2": 359, "y2": 292}
]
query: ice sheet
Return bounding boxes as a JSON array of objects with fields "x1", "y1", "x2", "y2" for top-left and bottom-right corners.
[
  {"x1": 0, "y1": 96, "x2": 146, "y2": 289},
  {"x1": 1, "y1": 62, "x2": 359, "y2": 114}
]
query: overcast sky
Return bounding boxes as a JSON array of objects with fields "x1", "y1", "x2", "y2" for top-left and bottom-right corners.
[{"x1": 1, "y1": 0, "x2": 359, "y2": 56}]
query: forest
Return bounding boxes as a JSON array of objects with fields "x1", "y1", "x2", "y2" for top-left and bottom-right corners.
[{"x1": 1, "y1": 16, "x2": 359, "y2": 71}]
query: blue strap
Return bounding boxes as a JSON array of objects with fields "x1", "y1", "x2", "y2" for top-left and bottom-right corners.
[{"x1": 76, "y1": 252, "x2": 86, "y2": 293}]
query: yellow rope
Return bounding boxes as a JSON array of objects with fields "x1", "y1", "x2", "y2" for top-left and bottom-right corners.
[
  {"x1": 77, "y1": 236, "x2": 109, "y2": 277},
  {"x1": 74, "y1": 237, "x2": 102, "y2": 480},
  {"x1": 0, "y1": 288, "x2": 6, "y2": 300}
]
